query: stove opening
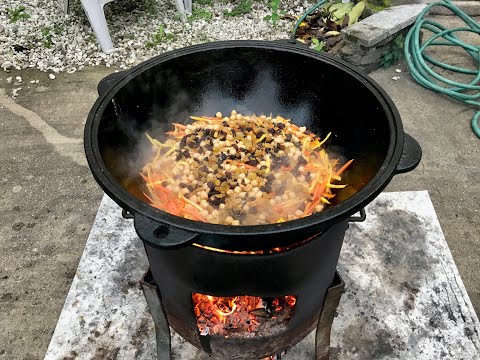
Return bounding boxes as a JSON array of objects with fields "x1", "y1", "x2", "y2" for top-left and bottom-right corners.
[{"x1": 192, "y1": 293, "x2": 297, "y2": 337}]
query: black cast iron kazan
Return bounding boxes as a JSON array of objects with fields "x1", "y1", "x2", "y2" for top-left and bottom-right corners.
[{"x1": 84, "y1": 40, "x2": 421, "y2": 358}]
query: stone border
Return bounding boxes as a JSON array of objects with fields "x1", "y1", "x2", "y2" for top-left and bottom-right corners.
[{"x1": 332, "y1": 4, "x2": 428, "y2": 72}]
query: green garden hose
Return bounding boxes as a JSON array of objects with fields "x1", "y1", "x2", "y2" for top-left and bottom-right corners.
[{"x1": 404, "y1": 0, "x2": 480, "y2": 138}]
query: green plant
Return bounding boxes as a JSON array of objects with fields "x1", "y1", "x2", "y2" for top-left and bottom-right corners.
[
  {"x1": 7, "y1": 6, "x2": 30, "y2": 22},
  {"x1": 264, "y1": 0, "x2": 285, "y2": 25},
  {"x1": 145, "y1": 25, "x2": 175, "y2": 48},
  {"x1": 381, "y1": 34, "x2": 404, "y2": 68},
  {"x1": 42, "y1": 27, "x2": 53, "y2": 48},
  {"x1": 367, "y1": 0, "x2": 391, "y2": 13},
  {"x1": 189, "y1": 8, "x2": 213, "y2": 20},
  {"x1": 311, "y1": 38, "x2": 326, "y2": 52},
  {"x1": 143, "y1": 0, "x2": 159, "y2": 15},
  {"x1": 196, "y1": 0, "x2": 213, "y2": 4},
  {"x1": 224, "y1": 0, "x2": 252, "y2": 17}
]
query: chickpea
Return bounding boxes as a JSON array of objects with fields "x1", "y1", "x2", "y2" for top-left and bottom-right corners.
[
  {"x1": 295, "y1": 209, "x2": 304, "y2": 217},
  {"x1": 232, "y1": 220, "x2": 240, "y2": 226},
  {"x1": 216, "y1": 112, "x2": 222, "y2": 118}
]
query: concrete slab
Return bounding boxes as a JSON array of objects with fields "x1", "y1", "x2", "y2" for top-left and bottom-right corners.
[
  {"x1": 372, "y1": 14, "x2": 480, "y2": 313},
  {"x1": 427, "y1": 1, "x2": 480, "y2": 16},
  {"x1": 44, "y1": 192, "x2": 480, "y2": 359},
  {"x1": 0, "y1": 69, "x2": 111, "y2": 360}
]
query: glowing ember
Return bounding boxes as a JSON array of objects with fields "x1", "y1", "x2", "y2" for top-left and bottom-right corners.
[{"x1": 192, "y1": 293, "x2": 297, "y2": 337}]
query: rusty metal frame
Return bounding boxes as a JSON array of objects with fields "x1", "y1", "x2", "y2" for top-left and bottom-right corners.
[
  {"x1": 140, "y1": 270, "x2": 171, "y2": 360},
  {"x1": 315, "y1": 273, "x2": 345, "y2": 360}
]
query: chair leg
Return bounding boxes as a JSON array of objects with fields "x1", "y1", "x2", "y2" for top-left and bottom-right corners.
[
  {"x1": 173, "y1": 0, "x2": 186, "y2": 15},
  {"x1": 183, "y1": 0, "x2": 192, "y2": 15},
  {"x1": 80, "y1": 0, "x2": 115, "y2": 54}
]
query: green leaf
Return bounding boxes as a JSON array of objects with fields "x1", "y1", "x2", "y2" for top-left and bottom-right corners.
[
  {"x1": 224, "y1": 0, "x2": 252, "y2": 17},
  {"x1": 313, "y1": 40, "x2": 326, "y2": 52},
  {"x1": 330, "y1": 3, "x2": 354, "y2": 21},
  {"x1": 348, "y1": 0, "x2": 365, "y2": 26},
  {"x1": 394, "y1": 34, "x2": 404, "y2": 49}
]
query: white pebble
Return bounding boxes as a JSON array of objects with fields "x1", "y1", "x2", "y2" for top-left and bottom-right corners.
[
  {"x1": 49, "y1": 74, "x2": 56, "y2": 80},
  {"x1": 12, "y1": 87, "x2": 22, "y2": 97},
  {"x1": 395, "y1": 69, "x2": 402, "y2": 73}
]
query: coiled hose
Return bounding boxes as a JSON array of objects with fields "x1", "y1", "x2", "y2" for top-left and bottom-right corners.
[{"x1": 404, "y1": 0, "x2": 480, "y2": 138}]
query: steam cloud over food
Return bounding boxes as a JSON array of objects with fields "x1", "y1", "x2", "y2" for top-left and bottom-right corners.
[{"x1": 141, "y1": 110, "x2": 353, "y2": 225}]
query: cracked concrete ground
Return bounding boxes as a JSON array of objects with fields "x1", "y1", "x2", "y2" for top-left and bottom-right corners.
[{"x1": 0, "y1": 16, "x2": 478, "y2": 360}]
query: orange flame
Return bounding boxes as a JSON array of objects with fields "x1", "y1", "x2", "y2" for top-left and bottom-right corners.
[{"x1": 192, "y1": 293, "x2": 297, "y2": 336}]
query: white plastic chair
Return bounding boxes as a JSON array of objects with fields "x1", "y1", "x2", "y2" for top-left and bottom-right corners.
[{"x1": 64, "y1": 0, "x2": 192, "y2": 54}]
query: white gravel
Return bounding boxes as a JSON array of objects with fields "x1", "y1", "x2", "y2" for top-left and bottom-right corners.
[{"x1": 0, "y1": 0, "x2": 313, "y2": 73}]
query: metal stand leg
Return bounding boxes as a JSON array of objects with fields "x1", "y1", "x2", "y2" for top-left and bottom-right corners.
[
  {"x1": 140, "y1": 270, "x2": 172, "y2": 360},
  {"x1": 315, "y1": 273, "x2": 345, "y2": 360}
]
